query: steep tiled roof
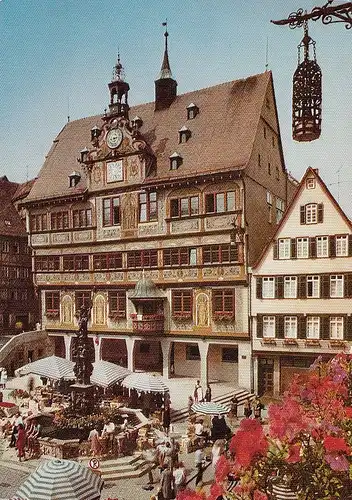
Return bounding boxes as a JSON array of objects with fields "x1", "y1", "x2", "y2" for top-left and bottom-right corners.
[
  {"x1": 26, "y1": 71, "x2": 272, "y2": 202},
  {"x1": 0, "y1": 178, "x2": 26, "y2": 237}
]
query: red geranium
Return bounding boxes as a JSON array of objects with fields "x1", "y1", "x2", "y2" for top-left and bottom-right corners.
[
  {"x1": 323, "y1": 436, "x2": 351, "y2": 454},
  {"x1": 229, "y1": 418, "x2": 268, "y2": 468}
]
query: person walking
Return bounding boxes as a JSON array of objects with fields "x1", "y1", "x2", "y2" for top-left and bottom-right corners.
[
  {"x1": 204, "y1": 384, "x2": 212, "y2": 402},
  {"x1": 173, "y1": 461, "x2": 186, "y2": 494},
  {"x1": 187, "y1": 395, "x2": 194, "y2": 416},
  {"x1": 195, "y1": 444, "x2": 205, "y2": 487},
  {"x1": 230, "y1": 395, "x2": 238, "y2": 419},
  {"x1": 16, "y1": 423, "x2": 26, "y2": 462},
  {"x1": 194, "y1": 380, "x2": 203, "y2": 403},
  {"x1": 244, "y1": 398, "x2": 252, "y2": 418},
  {"x1": 88, "y1": 426, "x2": 101, "y2": 457},
  {"x1": 162, "y1": 407, "x2": 171, "y2": 436},
  {"x1": 254, "y1": 397, "x2": 264, "y2": 420},
  {"x1": 159, "y1": 462, "x2": 175, "y2": 500}
]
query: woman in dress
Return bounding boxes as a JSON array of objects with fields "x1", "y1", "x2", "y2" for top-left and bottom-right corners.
[
  {"x1": 16, "y1": 423, "x2": 26, "y2": 462},
  {"x1": 88, "y1": 426, "x2": 102, "y2": 457}
]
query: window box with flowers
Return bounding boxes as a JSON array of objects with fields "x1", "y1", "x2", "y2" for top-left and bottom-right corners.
[
  {"x1": 305, "y1": 339, "x2": 321, "y2": 347},
  {"x1": 45, "y1": 310, "x2": 59, "y2": 320},
  {"x1": 108, "y1": 312, "x2": 126, "y2": 321},
  {"x1": 283, "y1": 338, "x2": 298, "y2": 346},
  {"x1": 213, "y1": 311, "x2": 234, "y2": 322},
  {"x1": 261, "y1": 338, "x2": 277, "y2": 345},
  {"x1": 172, "y1": 312, "x2": 192, "y2": 320},
  {"x1": 329, "y1": 339, "x2": 347, "y2": 349}
]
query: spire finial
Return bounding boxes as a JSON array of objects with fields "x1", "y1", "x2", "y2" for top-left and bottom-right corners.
[
  {"x1": 112, "y1": 49, "x2": 125, "y2": 82},
  {"x1": 158, "y1": 20, "x2": 173, "y2": 80}
]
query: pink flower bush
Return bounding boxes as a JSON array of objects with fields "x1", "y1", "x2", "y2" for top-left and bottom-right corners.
[{"x1": 229, "y1": 418, "x2": 268, "y2": 468}]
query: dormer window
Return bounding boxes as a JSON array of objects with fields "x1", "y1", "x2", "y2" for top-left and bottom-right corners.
[
  {"x1": 178, "y1": 126, "x2": 191, "y2": 144},
  {"x1": 69, "y1": 171, "x2": 81, "y2": 188},
  {"x1": 186, "y1": 102, "x2": 199, "y2": 120},
  {"x1": 169, "y1": 152, "x2": 182, "y2": 170},
  {"x1": 132, "y1": 115, "x2": 143, "y2": 129}
]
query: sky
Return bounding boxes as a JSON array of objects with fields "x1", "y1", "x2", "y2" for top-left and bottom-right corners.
[{"x1": 0, "y1": 0, "x2": 351, "y2": 217}]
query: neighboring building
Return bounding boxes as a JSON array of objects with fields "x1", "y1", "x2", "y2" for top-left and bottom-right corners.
[
  {"x1": 21, "y1": 34, "x2": 296, "y2": 389},
  {"x1": 251, "y1": 168, "x2": 352, "y2": 397},
  {"x1": 0, "y1": 176, "x2": 37, "y2": 334}
]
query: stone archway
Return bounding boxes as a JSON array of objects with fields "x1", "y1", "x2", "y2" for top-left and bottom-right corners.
[{"x1": 134, "y1": 340, "x2": 162, "y2": 372}]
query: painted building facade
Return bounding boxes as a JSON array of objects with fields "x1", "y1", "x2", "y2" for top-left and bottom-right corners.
[
  {"x1": 21, "y1": 37, "x2": 296, "y2": 389},
  {"x1": 251, "y1": 168, "x2": 352, "y2": 396}
]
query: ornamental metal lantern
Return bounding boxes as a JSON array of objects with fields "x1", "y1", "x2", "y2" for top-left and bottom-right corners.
[{"x1": 292, "y1": 22, "x2": 322, "y2": 142}]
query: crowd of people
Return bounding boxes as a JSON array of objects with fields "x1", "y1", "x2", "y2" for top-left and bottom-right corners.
[{"x1": 0, "y1": 411, "x2": 41, "y2": 461}]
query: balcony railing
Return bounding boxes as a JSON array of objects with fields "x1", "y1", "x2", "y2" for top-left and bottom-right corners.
[{"x1": 131, "y1": 314, "x2": 165, "y2": 335}]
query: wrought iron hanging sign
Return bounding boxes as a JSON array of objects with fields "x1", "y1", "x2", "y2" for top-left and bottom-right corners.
[{"x1": 292, "y1": 21, "x2": 322, "y2": 142}]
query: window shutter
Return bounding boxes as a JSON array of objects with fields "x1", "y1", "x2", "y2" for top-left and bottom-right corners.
[
  {"x1": 256, "y1": 278, "x2": 263, "y2": 299},
  {"x1": 276, "y1": 276, "x2": 284, "y2": 299},
  {"x1": 291, "y1": 239, "x2": 297, "y2": 259},
  {"x1": 321, "y1": 275, "x2": 330, "y2": 299},
  {"x1": 345, "y1": 274, "x2": 352, "y2": 298},
  {"x1": 298, "y1": 316, "x2": 306, "y2": 339},
  {"x1": 345, "y1": 316, "x2": 352, "y2": 341},
  {"x1": 349, "y1": 235, "x2": 352, "y2": 257},
  {"x1": 309, "y1": 238, "x2": 316, "y2": 258},
  {"x1": 273, "y1": 241, "x2": 278, "y2": 260},
  {"x1": 298, "y1": 275, "x2": 306, "y2": 299},
  {"x1": 329, "y1": 236, "x2": 336, "y2": 258},
  {"x1": 300, "y1": 206, "x2": 306, "y2": 224},
  {"x1": 321, "y1": 316, "x2": 330, "y2": 339},
  {"x1": 276, "y1": 316, "x2": 284, "y2": 339},
  {"x1": 256, "y1": 315, "x2": 263, "y2": 338},
  {"x1": 317, "y1": 203, "x2": 324, "y2": 223}
]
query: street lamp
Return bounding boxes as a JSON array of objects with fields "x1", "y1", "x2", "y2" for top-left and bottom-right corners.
[{"x1": 271, "y1": 0, "x2": 351, "y2": 142}]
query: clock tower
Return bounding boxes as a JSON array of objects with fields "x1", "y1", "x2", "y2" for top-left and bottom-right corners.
[{"x1": 108, "y1": 54, "x2": 130, "y2": 119}]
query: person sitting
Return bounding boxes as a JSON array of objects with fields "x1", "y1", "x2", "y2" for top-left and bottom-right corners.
[{"x1": 195, "y1": 419, "x2": 209, "y2": 444}]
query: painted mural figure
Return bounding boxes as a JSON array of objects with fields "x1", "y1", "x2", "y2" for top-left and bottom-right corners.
[{"x1": 196, "y1": 294, "x2": 209, "y2": 327}]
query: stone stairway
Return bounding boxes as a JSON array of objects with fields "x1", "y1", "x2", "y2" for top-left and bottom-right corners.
[
  {"x1": 170, "y1": 387, "x2": 255, "y2": 423},
  {"x1": 80, "y1": 453, "x2": 152, "y2": 481}
]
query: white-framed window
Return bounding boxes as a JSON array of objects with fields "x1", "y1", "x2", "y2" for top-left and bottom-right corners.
[
  {"x1": 306, "y1": 204, "x2": 318, "y2": 224},
  {"x1": 307, "y1": 317, "x2": 320, "y2": 339},
  {"x1": 330, "y1": 275, "x2": 344, "y2": 298},
  {"x1": 284, "y1": 276, "x2": 297, "y2": 298},
  {"x1": 316, "y1": 236, "x2": 329, "y2": 257},
  {"x1": 267, "y1": 191, "x2": 273, "y2": 223},
  {"x1": 306, "y1": 178, "x2": 316, "y2": 189},
  {"x1": 307, "y1": 275, "x2": 320, "y2": 298},
  {"x1": 336, "y1": 236, "x2": 348, "y2": 257},
  {"x1": 262, "y1": 277, "x2": 275, "y2": 298},
  {"x1": 330, "y1": 317, "x2": 344, "y2": 339},
  {"x1": 296, "y1": 238, "x2": 309, "y2": 258},
  {"x1": 284, "y1": 316, "x2": 297, "y2": 338},
  {"x1": 278, "y1": 238, "x2": 291, "y2": 259},
  {"x1": 276, "y1": 198, "x2": 285, "y2": 224},
  {"x1": 263, "y1": 316, "x2": 275, "y2": 338}
]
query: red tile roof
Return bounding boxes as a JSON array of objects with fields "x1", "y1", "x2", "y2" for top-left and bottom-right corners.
[
  {"x1": 26, "y1": 71, "x2": 272, "y2": 202},
  {"x1": 0, "y1": 178, "x2": 26, "y2": 236}
]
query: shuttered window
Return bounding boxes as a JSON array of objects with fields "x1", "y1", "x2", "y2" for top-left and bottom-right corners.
[
  {"x1": 172, "y1": 290, "x2": 193, "y2": 318},
  {"x1": 127, "y1": 250, "x2": 158, "y2": 268},
  {"x1": 316, "y1": 236, "x2": 329, "y2": 257},
  {"x1": 296, "y1": 238, "x2": 309, "y2": 258},
  {"x1": 284, "y1": 277, "x2": 297, "y2": 298},
  {"x1": 108, "y1": 290, "x2": 126, "y2": 317},
  {"x1": 330, "y1": 275, "x2": 344, "y2": 298},
  {"x1": 330, "y1": 317, "x2": 344, "y2": 339},
  {"x1": 262, "y1": 278, "x2": 275, "y2": 298},
  {"x1": 212, "y1": 289, "x2": 235, "y2": 318},
  {"x1": 336, "y1": 236, "x2": 348, "y2": 256},
  {"x1": 263, "y1": 316, "x2": 275, "y2": 338},
  {"x1": 307, "y1": 275, "x2": 320, "y2": 298},
  {"x1": 284, "y1": 316, "x2": 298, "y2": 338},
  {"x1": 278, "y1": 239, "x2": 291, "y2": 259},
  {"x1": 307, "y1": 317, "x2": 320, "y2": 339}
]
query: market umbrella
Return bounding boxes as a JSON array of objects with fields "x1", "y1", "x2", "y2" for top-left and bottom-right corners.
[
  {"x1": 122, "y1": 372, "x2": 169, "y2": 394},
  {"x1": 16, "y1": 356, "x2": 74, "y2": 381},
  {"x1": 91, "y1": 360, "x2": 131, "y2": 388},
  {"x1": 191, "y1": 401, "x2": 229, "y2": 415},
  {"x1": 15, "y1": 458, "x2": 103, "y2": 500}
]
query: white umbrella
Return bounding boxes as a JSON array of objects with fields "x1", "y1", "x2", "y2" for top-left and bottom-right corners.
[
  {"x1": 16, "y1": 356, "x2": 74, "y2": 381},
  {"x1": 191, "y1": 401, "x2": 229, "y2": 415},
  {"x1": 122, "y1": 372, "x2": 169, "y2": 394},
  {"x1": 15, "y1": 458, "x2": 103, "y2": 500},
  {"x1": 91, "y1": 360, "x2": 130, "y2": 388}
]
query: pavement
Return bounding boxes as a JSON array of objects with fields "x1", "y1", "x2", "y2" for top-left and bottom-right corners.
[{"x1": 0, "y1": 376, "x2": 267, "y2": 499}]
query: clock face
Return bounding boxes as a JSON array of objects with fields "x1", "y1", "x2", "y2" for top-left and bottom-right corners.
[
  {"x1": 106, "y1": 128, "x2": 123, "y2": 149},
  {"x1": 106, "y1": 160, "x2": 123, "y2": 183}
]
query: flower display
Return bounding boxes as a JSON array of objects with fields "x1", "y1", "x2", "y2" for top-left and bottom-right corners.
[{"x1": 183, "y1": 353, "x2": 352, "y2": 500}]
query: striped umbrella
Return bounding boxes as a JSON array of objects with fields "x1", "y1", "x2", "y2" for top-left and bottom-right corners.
[
  {"x1": 191, "y1": 401, "x2": 229, "y2": 415},
  {"x1": 16, "y1": 356, "x2": 74, "y2": 381},
  {"x1": 122, "y1": 372, "x2": 169, "y2": 393},
  {"x1": 15, "y1": 458, "x2": 103, "y2": 500},
  {"x1": 91, "y1": 360, "x2": 130, "y2": 388}
]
